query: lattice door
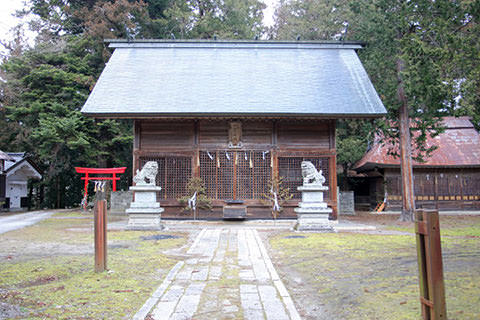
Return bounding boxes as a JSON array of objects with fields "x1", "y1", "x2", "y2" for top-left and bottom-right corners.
[
  {"x1": 278, "y1": 157, "x2": 330, "y2": 200},
  {"x1": 139, "y1": 156, "x2": 191, "y2": 199},
  {"x1": 200, "y1": 151, "x2": 272, "y2": 200},
  {"x1": 218, "y1": 151, "x2": 235, "y2": 199}
]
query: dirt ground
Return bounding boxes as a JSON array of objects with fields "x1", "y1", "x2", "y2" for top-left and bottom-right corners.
[
  {"x1": 0, "y1": 210, "x2": 478, "y2": 319},
  {"x1": 266, "y1": 213, "x2": 480, "y2": 320},
  {"x1": 0, "y1": 211, "x2": 189, "y2": 319}
]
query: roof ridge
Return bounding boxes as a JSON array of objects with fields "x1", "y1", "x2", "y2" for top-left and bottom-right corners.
[{"x1": 105, "y1": 38, "x2": 366, "y2": 45}]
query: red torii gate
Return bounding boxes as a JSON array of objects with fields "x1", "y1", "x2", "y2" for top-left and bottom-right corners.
[{"x1": 75, "y1": 167, "x2": 127, "y2": 200}]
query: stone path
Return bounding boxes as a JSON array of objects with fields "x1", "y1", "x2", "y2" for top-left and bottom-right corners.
[
  {"x1": 134, "y1": 228, "x2": 301, "y2": 320},
  {"x1": 0, "y1": 210, "x2": 57, "y2": 235}
]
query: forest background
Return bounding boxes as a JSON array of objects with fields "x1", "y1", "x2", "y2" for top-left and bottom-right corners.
[{"x1": 0, "y1": 0, "x2": 479, "y2": 211}]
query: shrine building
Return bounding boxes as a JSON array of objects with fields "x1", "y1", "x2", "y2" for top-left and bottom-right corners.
[
  {"x1": 354, "y1": 116, "x2": 480, "y2": 211},
  {"x1": 81, "y1": 40, "x2": 387, "y2": 219}
]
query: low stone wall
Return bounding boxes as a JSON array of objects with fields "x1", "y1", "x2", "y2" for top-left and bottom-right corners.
[
  {"x1": 338, "y1": 189, "x2": 355, "y2": 215},
  {"x1": 110, "y1": 191, "x2": 132, "y2": 214}
]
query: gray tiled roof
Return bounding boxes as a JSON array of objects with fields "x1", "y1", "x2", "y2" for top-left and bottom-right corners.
[{"x1": 81, "y1": 41, "x2": 387, "y2": 118}]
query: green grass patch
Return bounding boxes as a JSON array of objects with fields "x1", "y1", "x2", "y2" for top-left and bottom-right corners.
[
  {"x1": 0, "y1": 213, "x2": 187, "y2": 319},
  {"x1": 270, "y1": 228, "x2": 480, "y2": 320},
  {"x1": 52, "y1": 210, "x2": 90, "y2": 218},
  {"x1": 385, "y1": 215, "x2": 480, "y2": 237}
]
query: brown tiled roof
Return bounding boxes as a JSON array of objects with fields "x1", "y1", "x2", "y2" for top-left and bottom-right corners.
[{"x1": 354, "y1": 117, "x2": 480, "y2": 171}]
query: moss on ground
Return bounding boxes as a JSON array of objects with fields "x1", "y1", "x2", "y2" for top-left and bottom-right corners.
[
  {"x1": 0, "y1": 213, "x2": 187, "y2": 319},
  {"x1": 385, "y1": 215, "x2": 480, "y2": 237},
  {"x1": 269, "y1": 224, "x2": 480, "y2": 320}
]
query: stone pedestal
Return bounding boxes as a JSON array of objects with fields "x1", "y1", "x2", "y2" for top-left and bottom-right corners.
[
  {"x1": 294, "y1": 185, "x2": 334, "y2": 232},
  {"x1": 126, "y1": 185, "x2": 164, "y2": 230}
]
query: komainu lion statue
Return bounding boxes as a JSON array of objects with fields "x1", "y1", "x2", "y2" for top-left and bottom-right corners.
[
  {"x1": 301, "y1": 161, "x2": 325, "y2": 186},
  {"x1": 133, "y1": 161, "x2": 158, "y2": 186}
]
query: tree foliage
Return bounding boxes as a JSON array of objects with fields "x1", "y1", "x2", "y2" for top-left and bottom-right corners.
[
  {"x1": 2, "y1": 0, "x2": 479, "y2": 212},
  {"x1": 272, "y1": 0, "x2": 480, "y2": 220},
  {"x1": 163, "y1": 0, "x2": 265, "y2": 39},
  {"x1": 261, "y1": 176, "x2": 293, "y2": 220},
  {"x1": 271, "y1": 0, "x2": 351, "y2": 40},
  {"x1": 177, "y1": 177, "x2": 212, "y2": 212},
  {"x1": 2, "y1": 0, "x2": 266, "y2": 209},
  {"x1": 1, "y1": 35, "x2": 132, "y2": 208}
]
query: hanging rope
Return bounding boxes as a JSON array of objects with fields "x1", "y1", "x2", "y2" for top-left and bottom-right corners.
[
  {"x1": 207, "y1": 151, "x2": 214, "y2": 160},
  {"x1": 271, "y1": 186, "x2": 281, "y2": 212},
  {"x1": 94, "y1": 180, "x2": 107, "y2": 192},
  {"x1": 81, "y1": 191, "x2": 88, "y2": 210},
  {"x1": 262, "y1": 150, "x2": 269, "y2": 160},
  {"x1": 188, "y1": 191, "x2": 197, "y2": 211}
]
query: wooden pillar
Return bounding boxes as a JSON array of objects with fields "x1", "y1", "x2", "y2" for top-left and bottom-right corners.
[
  {"x1": 94, "y1": 183, "x2": 107, "y2": 272},
  {"x1": 272, "y1": 120, "x2": 278, "y2": 180},
  {"x1": 132, "y1": 120, "x2": 141, "y2": 202},
  {"x1": 133, "y1": 120, "x2": 140, "y2": 175},
  {"x1": 329, "y1": 154, "x2": 338, "y2": 220},
  {"x1": 434, "y1": 170, "x2": 439, "y2": 210},
  {"x1": 459, "y1": 170, "x2": 464, "y2": 210},
  {"x1": 193, "y1": 120, "x2": 200, "y2": 177},
  {"x1": 329, "y1": 120, "x2": 337, "y2": 219}
]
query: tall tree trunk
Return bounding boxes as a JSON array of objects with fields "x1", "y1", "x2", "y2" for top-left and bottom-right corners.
[
  {"x1": 27, "y1": 180, "x2": 33, "y2": 211},
  {"x1": 56, "y1": 175, "x2": 61, "y2": 209},
  {"x1": 397, "y1": 58, "x2": 415, "y2": 222}
]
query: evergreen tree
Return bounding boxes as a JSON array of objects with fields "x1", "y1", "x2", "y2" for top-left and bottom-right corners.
[
  {"x1": 272, "y1": 0, "x2": 479, "y2": 221},
  {"x1": 271, "y1": 0, "x2": 352, "y2": 40},
  {"x1": 1, "y1": 0, "x2": 267, "y2": 209},
  {"x1": 163, "y1": 0, "x2": 266, "y2": 39},
  {"x1": 1, "y1": 36, "x2": 132, "y2": 208}
]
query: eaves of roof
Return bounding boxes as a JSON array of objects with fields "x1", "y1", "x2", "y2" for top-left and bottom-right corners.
[
  {"x1": 6, "y1": 158, "x2": 43, "y2": 176},
  {"x1": 0, "y1": 150, "x2": 14, "y2": 161},
  {"x1": 105, "y1": 38, "x2": 367, "y2": 47},
  {"x1": 354, "y1": 117, "x2": 480, "y2": 171},
  {"x1": 82, "y1": 112, "x2": 387, "y2": 119}
]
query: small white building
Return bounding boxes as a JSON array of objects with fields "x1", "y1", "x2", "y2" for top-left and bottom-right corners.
[
  {"x1": 3, "y1": 153, "x2": 42, "y2": 210},
  {"x1": 0, "y1": 151, "x2": 13, "y2": 207}
]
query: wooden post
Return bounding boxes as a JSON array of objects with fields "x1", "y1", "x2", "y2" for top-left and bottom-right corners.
[
  {"x1": 415, "y1": 209, "x2": 447, "y2": 320},
  {"x1": 94, "y1": 181, "x2": 108, "y2": 272},
  {"x1": 329, "y1": 155, "x2": 338, "y2": 220}
]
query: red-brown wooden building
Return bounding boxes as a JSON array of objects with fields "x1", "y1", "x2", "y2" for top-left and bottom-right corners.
[
  {"x1": 81, "y1": 40, "x2": 387, "y2": 219},
  {"x1": 354, "y1": 117, "x2": 480, "y2": 210}
]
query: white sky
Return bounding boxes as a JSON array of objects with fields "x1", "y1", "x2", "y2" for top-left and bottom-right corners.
[
  {"x1": 0, "y1": 0, "x2": 26, "y2": 32},
  {"x1": 0, "y1": 0, "x2": 33, "y2": 56},
  {"x1": 262, "y1": 0, "x2": 279, "y2": 27}
]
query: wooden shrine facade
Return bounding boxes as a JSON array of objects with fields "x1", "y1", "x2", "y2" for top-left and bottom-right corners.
[
  {"x1": 133, "y1": 118, "x2": 338, "y2": 219},
  {"x1": 362, "y1": 168, "x2": 480, "y2": 211},
  {"x1": 81, "y1": 40, "x2": 388, "y2": 219},
  {"x1": 354, "y1": 117, "x2": 480, "y2": 211}
]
